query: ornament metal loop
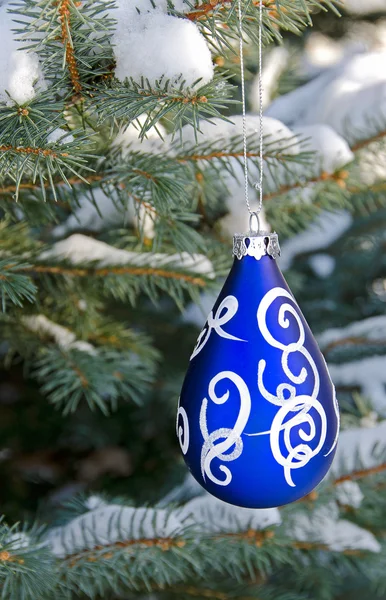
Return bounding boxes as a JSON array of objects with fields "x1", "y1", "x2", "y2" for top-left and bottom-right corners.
[{"x1": 249, "y1": 212, "x2": 260, "y2": 235}]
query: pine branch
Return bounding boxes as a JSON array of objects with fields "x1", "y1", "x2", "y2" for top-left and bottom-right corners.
[
  {"x1": 186, "y1": 0, "x2": 339, "y2": 24},
  {"x1": 94, "y1": 76, "x2": 236, "y2": 137},
  {"x1": 0, "y1": 97, "x2": 65, "y2": 146},
  {"x1": 186, "y1": 0, "x2": 340, "y2": 53},
  {"x1": 0, "y1": 521, "x2": 57, "y2": 600},
  {"x1": 0, "y1": 259, "x2": 37, "y2": 311},
  {"x1": 33, "y1": 346, "x2": 156, "y2": 414},
  {"x1": 13, "y1": 0, "x2": 115, "y2": 89},
  {"x1": 0, "y1": 136, "x2": 93, "y2": 200},
  {"x1": 6, "y1": 231, "x2": 218, "y2": 309}
]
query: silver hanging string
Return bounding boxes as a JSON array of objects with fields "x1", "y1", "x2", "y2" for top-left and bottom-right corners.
[{"x1": 237, "y1": 0, "x2": 264, "y2": 220}]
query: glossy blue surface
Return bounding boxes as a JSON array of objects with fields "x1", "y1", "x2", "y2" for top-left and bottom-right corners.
[{"x1": 177, "y1": 254, "x2": 339, "y2": 508}]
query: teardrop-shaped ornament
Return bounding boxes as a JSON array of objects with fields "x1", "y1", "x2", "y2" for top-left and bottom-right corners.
[{"x1": 177, "y1": 229, "x2": 339, "y2": 508}]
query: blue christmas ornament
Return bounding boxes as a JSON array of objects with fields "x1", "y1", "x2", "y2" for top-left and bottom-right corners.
[{"x1": 177, "y1": 228, "x2": 339, "y2": 508}]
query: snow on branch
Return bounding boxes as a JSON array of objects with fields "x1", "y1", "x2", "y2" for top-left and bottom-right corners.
[
  {"x1": 331, "y1": 420, "x2": 386, "y2": 480},
  {"x1": 177, "y1": 494, "x2": 281, "y2": 534},
  {"x1": 335, "y1": 481, "x2": 364, "y2": 509},
  {"x1": 267, "y1": 52, "x2": 386, "y2": 147},
  {"x1": 39, "y1": 234, "x2": 215, "y2": 278},
  {"x1": 112, "y1": 0, "x2": 213, "y2": 89},
  {"x1": 0, "y1": 4, "x2": 46, "y2": 105},
  {"x1": 47, "y1": 488, "x2": 382, "y2": 564},
  {"x1": 316, "y1": 310, "x2": 386, "y2": 416},
  {"x1": 48, "y1": 504, "x2": 184, "y2": 558},
  {"x1": 279, "y1": 211, "x2": 353, "y2": 271},
  {"x1": 285, "y1": 503, "x2": 381, "y2": 553},
  {"x1": 318, "y1": 315, "x2": 386, "y2": 352},
  {"x1": 329, "y1": 356, "x2": 386, "y2": 415},
  {"x1": 51, "y1": 188, "x2": 154, "y2": 240},
  {"x1": 22, "y1": 314, "x2": 95, "y2": 354}
]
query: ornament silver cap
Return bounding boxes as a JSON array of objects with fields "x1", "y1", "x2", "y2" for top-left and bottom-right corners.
[{"x1": 233, "y1": 213, "x2": 280, "y2": 261}]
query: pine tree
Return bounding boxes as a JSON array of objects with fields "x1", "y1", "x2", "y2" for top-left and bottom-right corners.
[{"x1": 1, "y1": 0, "x2": 386, "y2": 598}]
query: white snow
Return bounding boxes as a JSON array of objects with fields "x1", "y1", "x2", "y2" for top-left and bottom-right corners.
[
  {"x1": 0, "y1": 5, "x2": 45, "y2": 105},
  {"x1": 286, "y1": 503, "x2": 381, "y2": 553},
  {"x1": 267, "y1": 52, "x2": 386, "y2": 145},
  {"x1": 318, "y1": 314, "x2": 386, "y2": 350},
  {"x1": 279, "y1": 211, "x2": 353, "y2": 271},
  {"x1": 40, "y1": 234, "x2": 215, "y2": 278},
  {"x1": 48, "y1": 504, "x2": 183, "y2": 557},
  {"x1": 112, "y1": 1, "x2": 213, "y2": 88},
  {"x1": 329, "y1": 356, "x2": 386, "y2": 414},
  {"x1": 308, "y1": 253, "x2": 336, "y2": 278},
  {"x1": 22, "y1": 314, "x2": 95, "y2": 354},
  {"x1": 177, "y1": 493, "x2": 281, "y2": 534},
  {"x1": 335, "y1": 481, "x2": 364, "y2": 509}
]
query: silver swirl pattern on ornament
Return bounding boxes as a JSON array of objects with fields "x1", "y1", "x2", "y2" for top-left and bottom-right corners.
[
  {"x1": 200, "y1": 371, "x2": 251, "y2": 486},
  {"x1": 247, "y1": 286, "x2": 336, "y2": 486},
  {"x1": 176, "y1": 400, "x2": 190, "y2": 455},
  {"x1": 190, "y1": 295, "x2": 245, "y2": 360}
]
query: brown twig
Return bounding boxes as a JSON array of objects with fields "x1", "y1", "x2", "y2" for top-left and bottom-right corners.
[
  {"x1": 323, "y1": 336, "x2": 386, "y2": 355},
  {"x1": 0, "y1": 174, "x2": 103, "y2": 195},
  {"x1": 62, "y1": 527, "x2": 362, "y2": 570},
  {"x1": 178, "y1": 150, "x2": 265, "y2": 163},
  {"x1": 23, "y1": 264, "x2": 207, "y2": 287},
  {"x1": 335, "y1": 462, "x2": 386, "y2": 485},
  {"x1": 186, "y1": 0, "x2": 232, "y2": 21},
  {"x1": 0, "y1": 551, "x2": 24, "y2": 565},
  {"x1": 352, "y1": 129, "x2": 386, "y2": 152},
  {"x1": 0, "y1": 145, "x2": 68, "y2": 159},
  {"x1": 65, "y1": 536, "x2": 186, "y2": 567},
  {"x1": 169, "y1": 586, "x2": 260, "y2": 600},
  {"x1": 185, "y1": 0, "x2": 273, "y2": 22},
  {"x1": 263, "y1": 170, "x2": 349, "y2": 202},
  {"x1": 58, "y1": 0, "x2": 82, "y2": 96}
]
